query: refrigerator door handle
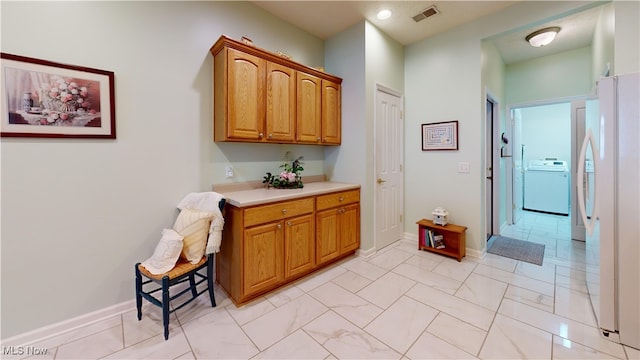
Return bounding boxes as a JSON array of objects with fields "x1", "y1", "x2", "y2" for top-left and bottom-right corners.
[{"x1": 577, "y1": 129, "x2": 599, "y2": 235}]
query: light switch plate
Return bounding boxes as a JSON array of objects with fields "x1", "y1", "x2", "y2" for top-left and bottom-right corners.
[{"x1": 225, "y1": 166, "x2": 234, "y2": 178}]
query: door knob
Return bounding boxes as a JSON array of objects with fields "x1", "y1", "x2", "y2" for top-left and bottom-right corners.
[{"x1": 377, "y1": 178, "x2": 386, "y2": 184}]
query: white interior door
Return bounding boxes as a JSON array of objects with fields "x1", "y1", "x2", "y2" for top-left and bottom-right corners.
[{"x1": 374, "y1": 86, "x2": 404, "y2": 250}]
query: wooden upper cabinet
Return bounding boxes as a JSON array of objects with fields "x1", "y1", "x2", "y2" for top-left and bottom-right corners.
[
  {"x1": 215, "y1": 48, "x2": 265, "y2": 141},
  {"x1": 296, "y1": 72, "x2": 322, "y2": 143},
  {"x1": 322, "y1": 80, "x2": 341, "y2": 145},
  {"x1": 266, "y1": 62, "x2": 295, "y2": 142},
  {"x1": 211, "y1": 35, "x2": 342, "y2": 145}
]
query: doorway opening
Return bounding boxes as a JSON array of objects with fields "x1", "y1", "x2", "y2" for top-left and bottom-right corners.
[
  {"x1": 485, "y1": 94, "x2": 500, "y2": 244},
  {"x1": 504, "y1": 98, "x2": 587, "y2": 242}
]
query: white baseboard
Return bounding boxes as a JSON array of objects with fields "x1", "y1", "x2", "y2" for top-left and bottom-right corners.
[
  {"x1": 356, "y1": 246, "x2": 376, "y2": 258},
  {"x1": 466, "y1": 247, "x2": 486, "y2": 259},
  {"x1": 1, "y1": 300, "x2": 136, "y2": 347}
]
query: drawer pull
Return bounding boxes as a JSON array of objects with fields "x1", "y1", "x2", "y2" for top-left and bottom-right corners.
[
  {"x1": 339, "y1": 196, "x2": 344, "y2": 201},
  {"x1": 282, "y1": 209, "x2": 287, "y2": 214}
]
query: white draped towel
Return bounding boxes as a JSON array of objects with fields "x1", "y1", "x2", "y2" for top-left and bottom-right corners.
[{"x1": 176, "y1": 192, "x2": 225, "y2": 254}]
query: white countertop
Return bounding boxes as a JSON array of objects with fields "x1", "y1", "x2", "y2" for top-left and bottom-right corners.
[{"x1": 220, "y1": 181, "x2": 361, "y2": 207}]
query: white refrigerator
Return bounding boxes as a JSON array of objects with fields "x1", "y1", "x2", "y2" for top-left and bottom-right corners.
[{"x1": 578, "y1": 72, "x2": 639, "y2": 349}]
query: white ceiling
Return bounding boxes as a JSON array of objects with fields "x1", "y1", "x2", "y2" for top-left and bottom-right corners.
[{"x1": 251, "y1": 1, "x2": 602, "y2": 64}]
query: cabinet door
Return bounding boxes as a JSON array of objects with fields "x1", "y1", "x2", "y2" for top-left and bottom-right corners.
[
  {"x1": 339, "y1": 203, "x2": 360, "y2": 254},
  {"x1": 266, "y1": 62, "x2": 295, "y2": 142},
  {"x1": 227, "y1": 49, "x2": 266, "y2": 140},
  {"x1": 243, "y1": 222, "x2": 283, "y2": 297},
  {"x1": 321, "y1": 80, "x2": 341, "y2": 144},
  {"x1": 316, "y1": 209, "x2": 340, "y2": 265},
  {"x1": 296, "y1": 72, "x2": 321, "y2": 143},
  {"x1": 284, "y1": 214, "x2": 315, "y2": 279}
]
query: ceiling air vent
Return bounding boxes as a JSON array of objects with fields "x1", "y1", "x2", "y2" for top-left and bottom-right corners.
[{"x1": 412, "y1": 6, "x2": 439, "y2": 22}]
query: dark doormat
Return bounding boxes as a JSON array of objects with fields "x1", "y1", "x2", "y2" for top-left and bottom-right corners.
[{"x1": 487, "y1": 236, "x2": 545, "y2": 266}]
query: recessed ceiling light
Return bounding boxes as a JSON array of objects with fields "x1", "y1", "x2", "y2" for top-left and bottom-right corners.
[
  {"x1": 526, "y1": 26, "x2": 561, "y2": 47},
  {"x1": 377, "y1": 9, "x2": 392, "y2": 20}
]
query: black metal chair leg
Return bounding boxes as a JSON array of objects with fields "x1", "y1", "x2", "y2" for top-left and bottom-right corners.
[
  {"x1": 206, "y1": 256, "x2": 216, "y2": 307},
  {"x1": 162, "y1": 277, "x2": 170, "y2": 340},
  {"x1": 135, "y1": 263, "x2": 142, "y2": 321},
  {"x1": 189, "y1": 274, "x2": 198, "y2": 298}
]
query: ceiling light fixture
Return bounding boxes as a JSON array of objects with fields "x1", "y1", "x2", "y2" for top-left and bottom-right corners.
[
  {"x1": 377, "y1": 9, "x2": 392, "y2": 20},
  {"x1": 525, "y1": 26, "x2": 561, "y2": 47}
]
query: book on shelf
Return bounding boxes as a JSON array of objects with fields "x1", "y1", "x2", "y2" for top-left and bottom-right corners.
[
  {"x1": 424, "y1": 229, "x2": 435, "y2": 247},
  {"x1": 433, "y1": 234, "x2": 445, "y2": 249}
]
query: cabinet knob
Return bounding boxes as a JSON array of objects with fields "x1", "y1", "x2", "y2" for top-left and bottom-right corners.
[
  {"x1": 317, "y1": 137, "x2": 321, "y2": 141},
  {"x1": 259, "y1": 132, "x2": 264, "y2": 138},
  {"x1": 323, "y1": 137, "x2": 327, "y2": 142},
  {"x1": 287, "y1": 221, "x2": 292, "y2": 227},
  {"x1": 339, "y1": 196, "x2": 344, "y2": 201},
  {"x1": 277, "y1": 223, "x2": 282, "y2": 229},
  {"x1": 268, "y1": 133, "x2": 273, "y2": 138},
  {"x1": 282, "y1": 209, "x2": 287, "y2": 214}
]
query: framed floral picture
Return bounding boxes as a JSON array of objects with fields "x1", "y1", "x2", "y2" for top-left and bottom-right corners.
[
  {"x1": 421, "y1": 120, "x2": 458, "y2": 151},
  {"x1": 1, "y1": 53, "x2": 115, "y2": 138}
]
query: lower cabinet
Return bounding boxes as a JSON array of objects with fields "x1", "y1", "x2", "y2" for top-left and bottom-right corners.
[
  {"x1": 284, "y1": 214, "x2": 315, "y2": 279},
  {"x1": 242, "y1": 222, "x2": 284, "y2": 297},
  {"x1": 217, "y1": 189, "x2": 359, "y2": 305},
  {"x1": 316, "y1": 203, "x2": 360, "y2": 265}
]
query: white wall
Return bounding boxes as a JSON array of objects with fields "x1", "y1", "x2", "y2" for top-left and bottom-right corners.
[
  {"x1": 506, "y1": 46, "x2": 593, "y2": 105},
  {"x1": 519, "y1": 103, "x2": 572, "y2": 164},
  {"x1": 324, "y1": 21, "x2": 404, "y2": 252},
  {"x1": 614, "y1": 0, "x2": 640, "y2": 75},
  {"x1": 481, "y1": 40, "x2": 507, "y2": 231},
  {"x1": 0, "y1": 1, "x2": 328, "y2": 338},
  {"x1": 363, "y1": 23, "x2": 405, "y2": 251},
  {"x1": 591, "y1": 3, "x2": 615, "y2": 82}
]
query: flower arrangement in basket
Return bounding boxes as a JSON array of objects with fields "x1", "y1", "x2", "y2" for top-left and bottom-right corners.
[
  {"x1": 263, "y1": 156, "x2": 304, "y2": 189},
  {"x1": 40, "y1": 75, "x2": 92, "y2": 113}
]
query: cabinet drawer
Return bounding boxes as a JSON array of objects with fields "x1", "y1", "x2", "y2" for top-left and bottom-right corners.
[
  {"x1": 316, "y1": 190, "x2": 360, "y2": 211},
  {"x1": 244, "y1": 197, "x2": 314, "y2": 227}
]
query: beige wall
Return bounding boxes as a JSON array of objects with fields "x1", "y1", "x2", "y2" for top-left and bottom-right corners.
[
  {"x1": 505, "y1": 46, "x2": 593, "y2": 105},
  {"x1": 614, "y1": 0, "x2": 640, "y2": 74},
  {"x1": 0, "y1": 1, "x2": 327, "y2": 338}
]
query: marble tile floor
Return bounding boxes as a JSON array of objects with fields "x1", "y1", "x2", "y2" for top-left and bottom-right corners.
[{"x1": 6, "y1": 210, "x2": 640, "y2": 359}]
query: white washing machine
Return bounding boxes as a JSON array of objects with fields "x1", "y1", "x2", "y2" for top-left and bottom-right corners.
[{"x1": 524, "y1": 159, "x2": 570, "y2": 215}]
